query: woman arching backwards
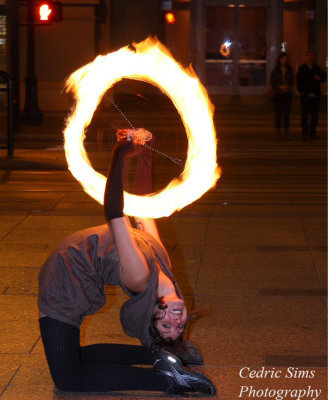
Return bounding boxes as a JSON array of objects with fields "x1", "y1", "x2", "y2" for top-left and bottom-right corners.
[{"x1": 38, "y1": 130, "x2": 216, "y2": 395}]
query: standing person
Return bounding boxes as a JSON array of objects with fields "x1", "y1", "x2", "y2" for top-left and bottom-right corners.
[
  {"x1": 296, "y1": 50, "x2": 327, "y2": 140},
  {"x1": 38, "y1": 129, "x2": 216, "y2": 396},
  {"x1": 270, "y1": 52, "x2": 295, "y2": 141}
]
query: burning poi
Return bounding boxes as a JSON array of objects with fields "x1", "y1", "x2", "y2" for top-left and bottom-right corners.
[{"x1": 64, "y1": 37, "x2": 220, "y2": 218}]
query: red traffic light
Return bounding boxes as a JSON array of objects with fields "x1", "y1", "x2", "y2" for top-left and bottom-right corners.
[
  {"x1": 39, "y1": 3, "x2": 52, "y2": 21},
  {"x1": 35, "y1": 1, "x2": 62, "y2": 24},
  {"x1": 165, "y1": 12, "x2": 176, "y2": 24}
]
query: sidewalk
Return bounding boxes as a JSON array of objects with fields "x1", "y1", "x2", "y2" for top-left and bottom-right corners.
[{"x1": 0, "y1": 101, "x2": 326, "y2": 399}]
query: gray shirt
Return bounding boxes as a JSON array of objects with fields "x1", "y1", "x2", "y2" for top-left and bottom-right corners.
[{"x1": 38, "y1": 224, "x2": 183, "y2": 347}]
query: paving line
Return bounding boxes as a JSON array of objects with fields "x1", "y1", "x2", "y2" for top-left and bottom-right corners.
[
  {"x1": 299, "y1": 216, "x2": 327, "y2": 296},
  {"x1": 0, "y1": 214, "x2": 30, "y2": 242},
  {"x1": 0, "y1": 365, "x2": 22, "y2": 399},
  {"x1": 28, "y1": 336, "x2": 41, "y2": 354}
]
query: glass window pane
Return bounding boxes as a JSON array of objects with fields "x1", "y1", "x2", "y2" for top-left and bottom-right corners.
[
  {"x1": 205, "y1": 5, "x2": 268, "y2": 89},
  {"x1": 206, "y1": 62, "x2": 234, "y2": 86},
  {"x1": 206, "y1": 6, "x2": 234, "y2": 60},
  {"x1": 239, "y1": 7, "x2": 267, "y2": 60},
  {"x1": 238, "y1": 63, "x2": 266, "y2": 86},
  {"x1": 206, "y1": 6, "x2": 235, "y2": 86}
]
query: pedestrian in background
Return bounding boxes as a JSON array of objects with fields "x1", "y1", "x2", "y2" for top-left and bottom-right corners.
[
  {"x1": 296, "y1": 50, "x2": 327, "y2": 140},
  {"x1": 270, "y1": 52, "x2": 295, "y2": 141}
]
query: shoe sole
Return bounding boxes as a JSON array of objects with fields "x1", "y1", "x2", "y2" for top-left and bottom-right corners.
[{"x1": 155, "y1": 359, "x2": 217, "y2": 395}]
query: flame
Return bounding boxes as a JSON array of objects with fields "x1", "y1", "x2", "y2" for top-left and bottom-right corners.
[{"x1": 64, "y1": 37, "x2": 220, "y2": 218}]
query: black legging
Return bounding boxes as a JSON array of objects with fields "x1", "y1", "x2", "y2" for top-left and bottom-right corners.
[
  {"x1": 300, "y1": 95, "x2": 320, "y2": 137},
  {"x1": 273, "y1": 93, "x2": 292, "y2": 130},
  {"x1": 39, "y1": 317, "x2": 167, "y2": 392}
]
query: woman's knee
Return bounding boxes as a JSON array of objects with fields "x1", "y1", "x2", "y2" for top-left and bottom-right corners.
[{"x1": 52, "y1": 372, "x2": 76, "y2": 392}]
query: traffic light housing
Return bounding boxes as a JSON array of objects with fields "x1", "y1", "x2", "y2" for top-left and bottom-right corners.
[
  {"x1": 35, "y1": 1, "x2": 63, "y2": 24},
  {"x1": 165, "y1": 12, "x2": 176, "y2": 24}
]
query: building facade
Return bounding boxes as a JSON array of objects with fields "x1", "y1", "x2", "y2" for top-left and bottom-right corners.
[{"x1": 3, "y1": 0, "x2": 327, "y2": 112}]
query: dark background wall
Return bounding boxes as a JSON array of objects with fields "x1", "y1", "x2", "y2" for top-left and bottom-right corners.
[
  {"x1": 110, "y1": 0, "x2": 161, "y2": 50},
  {"x1": 3, "y1": 0, "x2": 327, "y2": 111}
]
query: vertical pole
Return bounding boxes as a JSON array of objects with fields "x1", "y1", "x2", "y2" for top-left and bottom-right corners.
[
  {"x1": 0, "y1": 71, "x2": 14, "y2": 156},
  {"x1": 233, "y1": 2, "x2": 239, "y2": 98},
  {"x1": 6, "y1": 0, "x2": 20, "y2": 132},
  {"x1": 190, "y1": 0, "x2": 205, "y2": 83},
  {"x1": 7, "y1": 75, "x2": 14, "y2": 156},
  {"x1": 308, "y1": 0, "x2": 315, "y2": 50},
  {"x1": 270, "y1": 0, "x2": 283, "y2": 73},
  {"x1": 22, "y1": 0, "x2": 43, "y2": 125}
]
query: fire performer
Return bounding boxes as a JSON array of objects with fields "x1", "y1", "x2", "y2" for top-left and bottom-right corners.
[{"x1": 38, "y1": 129, "x2": 216, "y2": 395}]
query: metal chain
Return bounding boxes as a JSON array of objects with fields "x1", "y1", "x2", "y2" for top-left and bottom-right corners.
[
  {"x1": 110, "y1": 99, "x2": 183, "y2": 165},
  {"x1": 110, "y1": 99, "x2": 135, "y2": 129},
  {"x1": 143, "y1": 142, "x2": 182, "y2": 165}
]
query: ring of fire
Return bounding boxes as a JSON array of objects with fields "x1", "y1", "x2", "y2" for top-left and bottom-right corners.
[{"x1": 64, "y1": 37, "x2": 220, "y2": 218}]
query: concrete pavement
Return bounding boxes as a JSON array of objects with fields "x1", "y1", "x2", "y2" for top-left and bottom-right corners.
[{"x1": 0, "y1": 98, "x2": 326, "y2": 399}]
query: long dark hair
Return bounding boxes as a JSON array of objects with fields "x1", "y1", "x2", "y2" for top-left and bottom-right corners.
[
  {"x1": 276, "y1": 52, "x2": 291, "y2": 70},
  {"x1": 149, "y1": 298, "x2": 184, "y2": 348}
]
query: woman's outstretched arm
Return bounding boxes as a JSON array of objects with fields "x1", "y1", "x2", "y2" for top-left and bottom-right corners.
[
  {"x1": 104, "y1": 140, "x2": 150, "y2": 293},
  {"x1": 110, "y1": 217, "x2": 150, "y2": 292}
]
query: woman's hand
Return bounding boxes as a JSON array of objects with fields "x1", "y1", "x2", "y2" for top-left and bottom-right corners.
[{"x1": 116, "y1": 128, "x2": 152, "y2": 146}]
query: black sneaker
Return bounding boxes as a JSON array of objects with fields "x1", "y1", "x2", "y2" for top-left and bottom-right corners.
[{"x1": 153, "y1": 350, "x2": 217, "y2": 396}]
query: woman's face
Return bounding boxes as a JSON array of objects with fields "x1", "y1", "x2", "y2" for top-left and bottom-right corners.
[{"x1": 154, "y1": 298, "x2": 188, "y2": 341}]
